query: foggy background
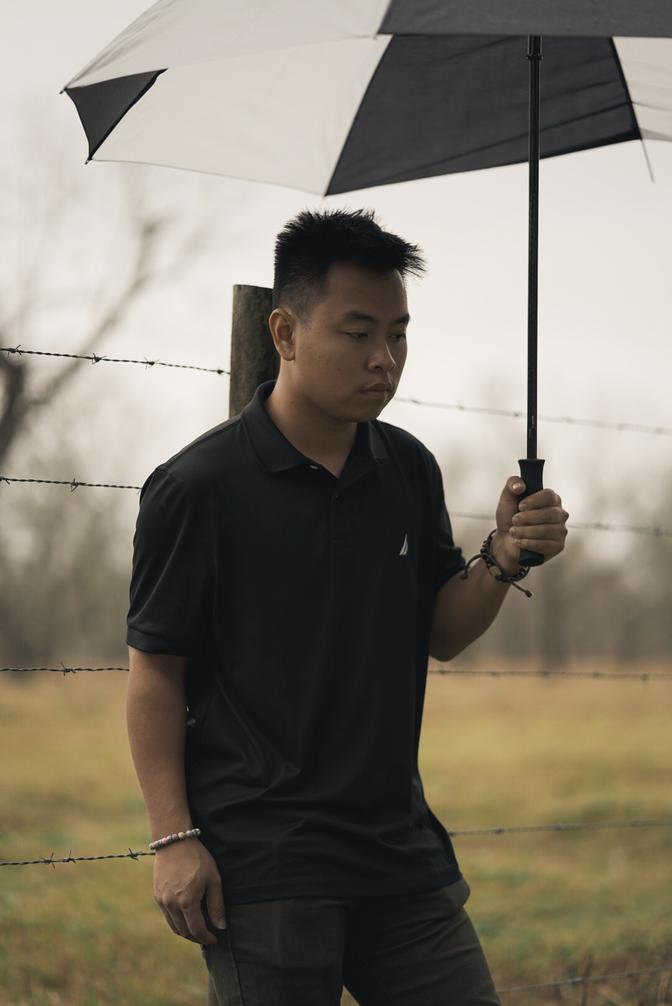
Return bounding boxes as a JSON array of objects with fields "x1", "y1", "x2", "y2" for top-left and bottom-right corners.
[{"x1": 2, "y1": 2, "x2": 671, "y2": 669}]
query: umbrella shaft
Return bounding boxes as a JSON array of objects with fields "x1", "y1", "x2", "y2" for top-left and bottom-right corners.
[{"x1": 527, "y1": 35, "x2": 542, "y2": 460}]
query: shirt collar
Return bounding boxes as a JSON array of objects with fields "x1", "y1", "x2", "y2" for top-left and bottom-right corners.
[{"x1": 241, "y1": 379, "x2": 389, "y2": 475}]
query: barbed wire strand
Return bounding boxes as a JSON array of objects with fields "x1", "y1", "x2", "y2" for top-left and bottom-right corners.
[
  {"x1": 449, "y1": 819, "x2": 672, "y2": 836},
  {"x1": 450, "y1": 512, "x2": 672, "y2": 539},
  {"x1": 0, "y1": 476, "x2": 142, "y2": 491},
  {"x1": 2, "y1": 663, "x2": 671, "y2": 681},
  {"x1": 394, "y1": 395, "x2": 672, "y2": 438},
  {"x1": 2, "y1": 344, "x2": 671, "y2": 439},
  {"x1": 0, "y1": 345, "x2": 229, "y2": 375},
  {"x1": 1, "y1": 665, "x2": 130, "y2": 674},
  {"x1": 429, "y1": 667, "x2": 672, "y2": 680},
  {"x1": 2, "y1": 821, "x2": 671, "y2": 869},
  {"x1": 497, "y1": 964, "x2": 671, "y2": 994},
  {"x1": 1, "y1": 477, "x2": 670, "y2": 539}
]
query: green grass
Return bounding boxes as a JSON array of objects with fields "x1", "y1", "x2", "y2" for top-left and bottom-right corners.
[{"x1": 1, "y1": 659, "x2": 670, "y2": 1005}]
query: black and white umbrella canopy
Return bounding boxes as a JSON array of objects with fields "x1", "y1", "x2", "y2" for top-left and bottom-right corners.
[
  {"x1": 62, "y1": 1, "x2": 672, "y2": 568},
  {"x1": 62, "y1": 0, "x2": 672, "y2": 195}
]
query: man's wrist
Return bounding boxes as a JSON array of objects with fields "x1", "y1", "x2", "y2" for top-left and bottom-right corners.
[
  {"x1": 489, "y1": 530, "x2": 521, "y2": 577},
  {"x1": 150, "y1": 818, "x2": 194, "y2": 844}
]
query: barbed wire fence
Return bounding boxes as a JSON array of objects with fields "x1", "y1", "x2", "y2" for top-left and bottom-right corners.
[
  {"x1": 3, "y1": 662, "x2": 672, "y2": 680},
  {"x1": 2, "y1": 342, "x2": 671, "y2": 1001},
  {"x1": 3, "y1": 818, "x2": 672, "y2": 868}
]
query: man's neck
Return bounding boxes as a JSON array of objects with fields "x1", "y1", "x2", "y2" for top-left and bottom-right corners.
[{"x1": 264, "y1": 379, "x2": 357, "y2": 466}]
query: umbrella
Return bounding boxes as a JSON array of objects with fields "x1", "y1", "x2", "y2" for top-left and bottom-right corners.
[{"x1": 61, "y1": 1, "x2": 672, "y2": 566}]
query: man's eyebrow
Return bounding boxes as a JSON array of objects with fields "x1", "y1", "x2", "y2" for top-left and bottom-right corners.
[{"x1": 339, "y1": 310, "x2": 410, "y2": 324}]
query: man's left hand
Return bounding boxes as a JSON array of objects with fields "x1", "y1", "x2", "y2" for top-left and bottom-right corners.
[{"x1": 490, "y1": 476, "x2": 569, "y2": 574}]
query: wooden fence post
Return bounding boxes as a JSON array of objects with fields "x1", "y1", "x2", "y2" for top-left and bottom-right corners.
[{"x1": 228, "y1": 285, "x2": 278, "y2": 419}]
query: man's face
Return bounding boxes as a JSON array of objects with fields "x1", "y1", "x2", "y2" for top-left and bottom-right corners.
[{"x1": 275, "y1": 261, "x2": 409, "y2": 421}]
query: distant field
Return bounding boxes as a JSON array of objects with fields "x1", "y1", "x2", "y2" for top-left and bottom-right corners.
[{"x1": 1, "y1": 658, "x2": 670, "y2": 1005}]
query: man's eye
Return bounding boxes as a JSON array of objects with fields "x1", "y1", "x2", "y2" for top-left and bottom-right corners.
[{"x1": 344, "y1": 332, "x2": 407, "y2": 340}]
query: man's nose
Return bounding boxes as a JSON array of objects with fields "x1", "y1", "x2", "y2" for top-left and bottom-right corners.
[{"x1": 369, "y1": 339, "x2": 398, "y2": 371}]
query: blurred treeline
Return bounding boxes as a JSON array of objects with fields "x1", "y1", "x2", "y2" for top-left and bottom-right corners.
[
  {"x1": 435, "y1": 435, "x2": 672, "y2": 668},
  {"x1": 2, "y1": 414, "x2": 671, "y2": 672},
  {"x1": 469, "y1": 473, "x2": 672, "y2": 668}
]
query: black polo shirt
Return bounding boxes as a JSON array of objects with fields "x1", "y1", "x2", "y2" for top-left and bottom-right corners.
[{"x1": 127, "y1": 378, "x2": 468, "y2": 905}]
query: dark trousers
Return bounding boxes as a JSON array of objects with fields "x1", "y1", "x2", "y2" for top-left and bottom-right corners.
[{"x1": 201, "y1": 875, "x2": 501, "y2": 1005}]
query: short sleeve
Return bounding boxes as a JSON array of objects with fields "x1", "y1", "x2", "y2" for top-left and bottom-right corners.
[
  {"x1": 126, "y1": 466, "x2": 213, "y2": 657},
  {"x1": 428, "y1": 452, "x2": 466, "y2": 595}
]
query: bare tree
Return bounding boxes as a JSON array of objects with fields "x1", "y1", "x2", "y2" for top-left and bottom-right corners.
[
  {"x1": 0, "y1": 152, "x2": 211, "y2": 469},
  {"x1": 0, "y1": 125, "x2": 222, "y2": 675}
]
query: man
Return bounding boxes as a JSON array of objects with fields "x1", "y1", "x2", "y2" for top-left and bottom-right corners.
[{"x1": 126, "y1": 207, "x2": 568, "y2": 1005}]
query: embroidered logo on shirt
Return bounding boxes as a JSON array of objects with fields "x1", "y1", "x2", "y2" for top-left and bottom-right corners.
[{"x1": 399, "y1": 532, "x2": 408, "y2": 556}]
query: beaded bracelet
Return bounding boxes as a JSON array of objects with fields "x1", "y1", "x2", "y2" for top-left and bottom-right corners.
[
  {"x1": 460, "y1": 529, "x2": 534, "y2": 598},
  {"x1": 149, "y1": 827, "x2": 201, "y2": 851}
]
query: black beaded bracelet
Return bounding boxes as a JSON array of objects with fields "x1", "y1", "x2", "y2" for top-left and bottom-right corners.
[{"x1": 459, "y1": 529, "x2": 533, "y2": 598}]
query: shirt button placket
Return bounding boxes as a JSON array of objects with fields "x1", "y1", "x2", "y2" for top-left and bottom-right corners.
[{"x1": 331, "y1": 491, "x2": 341, "y2": 540}]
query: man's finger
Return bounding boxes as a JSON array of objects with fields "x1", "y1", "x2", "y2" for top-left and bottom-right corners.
[
  {"x1": 513, "y1": 507, "x2": 568, "y2": 526},
  {"x1": 511, "y1": 524, "x2": 567, "y2": 540},
  {"x1": 203, "y1": 883, "x2": 227, "y2": 931},
  {"x1": 183, "y1": 903, "x2": 217, "y2": 945},
  {"x1": 519, "y1": 489, "x2": 560, "y2": 509},
  {"x1": 509, "y1": 536, "x2": 563, "y2": 555},
  {"x1": 160, "y1": 905, "x2": 182, "y2": 937}
]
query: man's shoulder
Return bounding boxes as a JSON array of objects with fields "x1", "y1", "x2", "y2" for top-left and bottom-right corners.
[
  {"x1": 373, "y1": 418, "x2": 439, "y2": 474},
  {"x1": 151, "y1": 413, "x2": 244, "y2": 492}
]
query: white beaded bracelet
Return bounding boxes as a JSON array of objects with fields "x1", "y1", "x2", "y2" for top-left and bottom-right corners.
[{"x1": 149, "y1": 827, "x2": 201, "y2": 851}]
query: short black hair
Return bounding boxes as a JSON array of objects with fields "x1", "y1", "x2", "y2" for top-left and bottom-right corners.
[{"x1": 272, "y1": 207, "x2": 426, "y2": 324}]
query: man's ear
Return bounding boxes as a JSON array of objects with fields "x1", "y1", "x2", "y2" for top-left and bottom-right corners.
[{"x1": 268, "y1": 308, "x2": 296, "y2": 362}]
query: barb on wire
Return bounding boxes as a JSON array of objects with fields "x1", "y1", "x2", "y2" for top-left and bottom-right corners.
[
  {"x1": 497, "y1": 963, "x2": 672, "y2": 994},
  {"x1": 3, "y1": 664, "x2": 671, "y2": 682},
  {"x1": 2, "y1": 820, "x2": 671, "y2": 867},
  {"x1": 1, "y1": 345, "x2": 229, "y2": 376}
]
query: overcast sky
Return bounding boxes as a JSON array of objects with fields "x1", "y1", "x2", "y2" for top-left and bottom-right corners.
[{"x1": 3, "y1": 2, "x2": 672, "y2": 565}]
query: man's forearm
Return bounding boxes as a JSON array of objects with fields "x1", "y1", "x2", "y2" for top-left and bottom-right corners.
[
  {"x1": 431, "y1": 533, "x2": 518, "y2": 661},
  {"x1": 126, "y1": 651, "x2": 194, "y2": 842}
]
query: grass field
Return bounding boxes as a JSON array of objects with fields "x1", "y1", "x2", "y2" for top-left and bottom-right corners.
[{"x1": 1, "y1": 658, "x2": 670, "y2": 1005}]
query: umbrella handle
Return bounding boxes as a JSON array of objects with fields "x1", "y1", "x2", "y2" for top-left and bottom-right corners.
[{"x1": 517, "y1": 458, "x2": 546, "y2": 566}]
